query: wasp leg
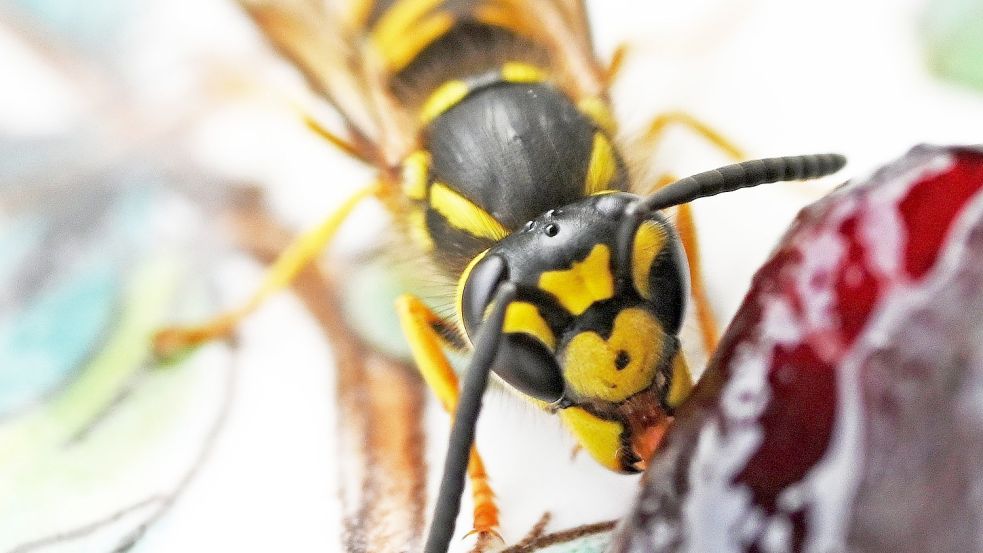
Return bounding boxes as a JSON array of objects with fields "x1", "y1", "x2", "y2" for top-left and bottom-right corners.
[
  {"x1": 303, "y1": 115, "x2": 371, "y2": 162},
  {"x1": 641, "y1": 111, "x2": 746, "y2": 161},
  {"x1": 153, "y1": 182, "x2": 381, "y2": 358},
  {"x1": 638, "y1": 117, "x2": 745, "y2": 354},
  {"x1": 647, "y1": 173, "x2": 719, "y2": 355},
  {"x1": 675, "y1": 201, "x2": 719, "y2": 353},
  {"x1": 395, "y1": 294, "x2": 501, "y2": 545},
  {"x1": 604, "y1": 42, "x2": 630, "y2": 85}
]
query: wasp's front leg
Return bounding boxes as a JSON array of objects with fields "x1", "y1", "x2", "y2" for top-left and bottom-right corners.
[
  {"x1": 153, "y1": 182, "x2": 381, "y2": 358},
  {"x1": 395, "y1": 294, "x2": 501, "y2": 548},
  {"x1": 639, "y1": 111, "x2": 746, "y2": 161}
]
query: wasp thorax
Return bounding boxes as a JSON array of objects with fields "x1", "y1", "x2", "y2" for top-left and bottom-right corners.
[{"x1": 456, "y1": 193, "x2": 692, "y2": 411}]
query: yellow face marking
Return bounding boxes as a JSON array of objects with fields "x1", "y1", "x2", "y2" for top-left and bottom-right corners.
[
  {"x1": 666, "y1": 349, "x2": 694, "y2": 408},
  {"x1": 559, "y1": 407, "x2": 625, "y2": 471},
  {"x1": 503, "y1": 302, "x2": 556, "y2": 350},
  {"x1": 585, "y1": 132, "x2": 617, "y2": 195},
  {"x1": 538, "y1": 244, "x2": 614, "y2": 316},
  {"x1": 578, "y1": 97, "x2": 617, "y2": 135},
  {"x1": 500, "y1": 62, "x2": 547, "y2": 83},
  {"x1": 562, "y1": 308, "x2": 665, "y2": 403},
  {"x1": 401, "y1": 150, "x2": 430, "y2": 200},
  {"x1": 420, "y1": 80, "x2": 471, "y2": 123},
  {"x1": 429, "y1": 182, "x2": 509, "y2": 241},
  {"x1": 407, "y1": 208, "x2": 434, "y2": 251},
  {"x1": 631, "y1": 221, "x2": 668, "y2": 300}
]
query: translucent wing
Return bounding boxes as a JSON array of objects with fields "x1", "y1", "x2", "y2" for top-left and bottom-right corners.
[
  {"x1": 239, "y1": 0, "x2": 416, "y2": 166},
  {"x1": 483, "y1": 0, "x2": 607, "y2": 99}
]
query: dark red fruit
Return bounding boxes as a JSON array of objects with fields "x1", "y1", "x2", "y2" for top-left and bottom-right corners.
[{"x1": 611, "y1": 145, "x2": 983, "y2": 553}]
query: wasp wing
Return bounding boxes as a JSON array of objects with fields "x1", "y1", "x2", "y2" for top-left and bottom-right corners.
[
  {"x1": 481, "y1": 0, "x2": 607, "y2": 99},
  {"x1": 238, "y1": 0, "x2": 415, "y2": 166}
]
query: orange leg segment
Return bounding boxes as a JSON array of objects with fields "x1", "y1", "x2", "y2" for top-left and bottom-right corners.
[
  {"x1": 640, "y1": 112, "x2": 747, "y2": 354},
  {"x1": 642, "y1": 111, "x2": 746, "y2": 161},
  {"x1": 647, "y1": 171, "x2": 721, "y2": 355},
  {"x1": 395, "y1": 294, "x2": 501, "y2": 543},
  {"x1": 605, "y1": 42, "x2": 630, "y2": 85},
  {"x1": 675, "y1": 202, "x2": 719, "y2": 354}
]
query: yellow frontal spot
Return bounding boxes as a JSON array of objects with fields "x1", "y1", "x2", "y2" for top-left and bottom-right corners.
[
  {"x1": 562, "y1": 308, "x2": 665, "y2": 403},
  {"x1": 666, "y1": 349, "x2": 694, "y2": 409},
  {"x1": 420, "y1": 80, "x2": 470, "y2": 123},
  {"x1": 559, "y1": 407, "x2": 625, "y2": 471},
  {"x1": 585, "y1": 132, "x2": 617, "y2": 195},
  {"x1": 538, "y1": 244, "x2": 614, "y2": 315},
  {"x1": 401, "y1": 150, "x2": 431, "y2": 200},
  {"x1": 501, "y1": 61, "x2": 547, "y2": 83},
  {"x1": 631, "y1": 221, "x2": 668, "y2": 300},
  {"x1": 503, "y1": 302, "x2": 556, "y2": 350},
  {"x1": 578, "y1": 97, "x2": 616, "y2": 135},
  {"x1": 429, "y1": 182, "x2": 509, "y2": 241}
]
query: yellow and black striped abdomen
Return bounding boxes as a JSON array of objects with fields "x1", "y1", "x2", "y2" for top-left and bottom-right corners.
[
  {"x1": 368, "y1": 0, "x2": 552, "y2": 104},
  {"x1": 411, "y1": 77, "x2": 628, "y2": 273}
]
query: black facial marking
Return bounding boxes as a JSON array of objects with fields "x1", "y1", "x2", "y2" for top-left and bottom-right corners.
[{"x1": 615, "y1": 350, "x2": 630, "y2": 371}]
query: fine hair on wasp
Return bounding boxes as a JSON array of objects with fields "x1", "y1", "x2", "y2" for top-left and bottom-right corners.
[{"x1": 151, "y1": 2, "x2": 847, "y2": 552}]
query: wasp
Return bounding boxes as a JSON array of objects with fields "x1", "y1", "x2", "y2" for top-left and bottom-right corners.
[{"x1": 153, "y1": 1, "x2": 845, "y2": 551}]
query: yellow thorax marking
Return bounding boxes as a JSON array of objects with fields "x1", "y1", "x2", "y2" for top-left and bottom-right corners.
[
  {"x1": 503, "y1": 302, "x2": 556, "y2": 350},
  {"x1": 401, "y1": 150, "x2": 430, "y2": 200},
  {"x1": 559, "y1": 407, "x2": 625, "y2": 471},
  {"x1": 631, "y1": 221, "x2": 667, "y2": 300},
  {"x1": 501, "y1": 62, "x2": 547, "y2": 83},
  {"x1": 420, "y1": 80, "x2": 471, "y2": 124},
  {"x1": 407, "y1": 208, "x2": 434, "y2": 251},
  {"x1": 561, "y1": 308, "x2": 664, "y2": 403},
  {"x1": 538, "y1": 244, "x2": 614, "y2": 315},
  {"x1": 585, "y1": 132, "x2": 617, "y2": 195},
  {"x1": 429, "y1": 182, "x2": 509, "y2": 241},
  {"x1": 578, "y1": 97, "x2": 616, "y2": 135}
]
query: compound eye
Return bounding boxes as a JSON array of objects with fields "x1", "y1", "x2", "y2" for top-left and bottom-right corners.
[
  {"x1": 460, "y1": 253, "x2": 509, "y2": 340},
  {"x1": 629, "y1": 217, "x2": 689, "y2": 334},
  {"x1": 494, "y1": 333, "x2": 565, "y2": 403}
]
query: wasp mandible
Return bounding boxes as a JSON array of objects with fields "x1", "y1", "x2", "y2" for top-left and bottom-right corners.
[{"x1": 153, "y1": 1, "x2": 846, "y2": 551}]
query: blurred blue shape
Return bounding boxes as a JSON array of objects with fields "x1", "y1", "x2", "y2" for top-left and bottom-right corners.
[
  {"x1": 5, "y1": 0, "x2": 139, "y2": 51},
  {"x1": 0, "y1": 260, "x2": 119, "y2": 417},
  {"x1": 0, "y1": 166, "x2": 157, "y2": 417}
]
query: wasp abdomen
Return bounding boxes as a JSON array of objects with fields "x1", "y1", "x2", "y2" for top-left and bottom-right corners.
[{"x1": 417, "y1": 80, "x2": 628, "y2": 272}]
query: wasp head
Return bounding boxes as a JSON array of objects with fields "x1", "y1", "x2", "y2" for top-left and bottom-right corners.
[{"x1": 456, "y1": 192, "x2": 694, "y2": 472}]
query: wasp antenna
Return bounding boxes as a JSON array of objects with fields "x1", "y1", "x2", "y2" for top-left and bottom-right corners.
[
  {"x1": 425, "y1": 282, "x2": 518, "y2": 553},
  {"x1": 616, "y1": 153, "x2": 847, "y2": 283},
  {"x1": 640, "y1": 153, "x2": 847, "y2": 212}
]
